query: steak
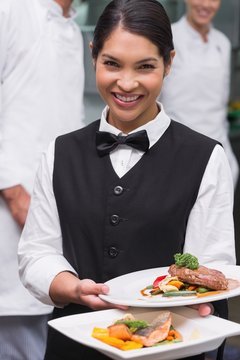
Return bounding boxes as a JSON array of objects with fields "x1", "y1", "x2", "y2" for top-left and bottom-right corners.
[{"x1": 168, "y1": 264, "x2": 228, "y2": 290}]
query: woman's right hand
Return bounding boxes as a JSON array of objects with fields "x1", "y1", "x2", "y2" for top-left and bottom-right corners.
[{"x1": 49, "y1": 272, "x2": 128, "y2": 311}]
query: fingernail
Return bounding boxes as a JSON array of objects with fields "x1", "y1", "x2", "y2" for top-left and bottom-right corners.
[{"x1": 102, "y1": 285, "x2": 109, "y2": 294}]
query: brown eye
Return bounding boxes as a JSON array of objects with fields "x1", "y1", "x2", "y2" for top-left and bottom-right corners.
[
  {"x1": 104, "y1": 60, "x2": 119, "y2": 68},
  {"x1": 139, "y1": 64, "x2": 155, "y2": 70}
]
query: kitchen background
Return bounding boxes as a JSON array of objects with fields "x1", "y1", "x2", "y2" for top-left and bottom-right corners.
[{"x1": 73, "y1": 1, "x2": 240, "y2": 358}]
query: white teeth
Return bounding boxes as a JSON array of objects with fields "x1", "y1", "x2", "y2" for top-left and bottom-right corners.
[{"x1": 115, "y1": 94, "x2": 140, "y2": 102}]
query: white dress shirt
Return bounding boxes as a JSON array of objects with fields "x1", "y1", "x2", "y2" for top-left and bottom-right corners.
[
  {"x1": 18, "y1": 104, "x2": 236, "y2": 307},
  {"x1": 160, "y1": 16, "x2": 239, "y2": 187},
  {"x1": 0, "y1": 0, "x2": 85, "y2": 315}
]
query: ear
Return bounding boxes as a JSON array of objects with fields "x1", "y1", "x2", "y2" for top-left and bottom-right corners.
[
  {"x1": 89, "y1": 41, "x2": 96, "y2": 67},
  {"x1": 164, "y1": 50, "x2": 175, "y2": 77}
]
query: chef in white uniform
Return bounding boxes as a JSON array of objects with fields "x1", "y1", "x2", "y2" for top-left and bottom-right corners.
[
  {"x1": 160, "y1": 0, "x2": 239, "y2": 187},
  {"x1": 0, "y1": 0, "x2": 85, "y2": 358}
]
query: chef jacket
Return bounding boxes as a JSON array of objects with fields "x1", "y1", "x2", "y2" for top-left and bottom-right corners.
[
  {"x1": 18, "y1": 104, "x2": 236, "y2": 307},
  {"x1": 0, "y1": 0, "x2": 85, "y2": 315},
  {"x1": 160, "y1": 16, "x2": 239, "y2": 187}
]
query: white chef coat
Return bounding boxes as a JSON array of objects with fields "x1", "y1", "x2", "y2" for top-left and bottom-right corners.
[
  {"x1": 160, "y1": 16, "x2": 239, "y2": 187},
  {"x1": 18, "y1": 104, "x2": 236, "y2": 307},
  {"x1": 0, "y1": 0, "x2": 85, "y2": 315}
]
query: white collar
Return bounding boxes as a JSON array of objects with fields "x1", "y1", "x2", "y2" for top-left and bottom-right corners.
[
  {"x1": 38, "y1": 0, "x2": 76, "y2": 19},
  {"x1": 99, "y1": 102, "x2": 171, "y2": 148},
  {"x1": 180, "y1": 16, "x2": 213, "y2": 42}
]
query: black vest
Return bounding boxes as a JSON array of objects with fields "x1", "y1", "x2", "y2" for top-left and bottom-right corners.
[
  {"x1": 46, "y1": 120, "x2": 221, "y2": 360},
  {"x1": 53, "y1": 120, "x2": 218, "y2": 282}
]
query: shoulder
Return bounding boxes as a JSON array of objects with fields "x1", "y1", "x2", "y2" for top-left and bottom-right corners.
[
  {"x1": 171, "y1": 17, "x2": 185, "y2": 35},
  {"x1": 0, "y1": 0, "x2": 37, "y2": 28},
  {"x1": 211, "y1": 27, "x2": 231, "y2": 50},
  {"x1": 170, "y1": 120, "x2": 219, "y2": 148},
  {"x1": 56, "y1": 120, "x2": 100, "y2": 145}
]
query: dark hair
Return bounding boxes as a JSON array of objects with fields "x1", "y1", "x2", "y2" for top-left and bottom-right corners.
[{"x1": 92, "y1": 0, "x2": 174, "y2": 65}]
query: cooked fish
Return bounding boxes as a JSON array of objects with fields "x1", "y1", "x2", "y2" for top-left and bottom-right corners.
[{"x1": 131, "y1": 311, "x2": 171, "y2": 346}]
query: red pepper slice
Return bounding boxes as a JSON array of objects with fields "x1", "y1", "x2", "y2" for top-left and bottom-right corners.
[{"x1": 153, "y1": 275, "x2": 167, "y2": 288}]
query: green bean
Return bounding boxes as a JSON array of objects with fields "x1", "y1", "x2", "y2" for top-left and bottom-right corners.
[{"x1": 162, "y1": 290, "x2": 197, "y2": 297}]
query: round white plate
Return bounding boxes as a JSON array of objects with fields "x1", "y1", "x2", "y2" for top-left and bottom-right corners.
[{"x1": 99, "y1": 264, "x2": 240, "y2": 307}]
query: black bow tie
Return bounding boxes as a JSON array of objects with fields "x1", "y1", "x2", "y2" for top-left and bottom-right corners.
[{"x1": 96, "y1": 130, "x2": 149, "y2": 157}]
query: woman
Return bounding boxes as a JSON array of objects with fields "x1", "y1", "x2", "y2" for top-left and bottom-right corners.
[
  {"x1": 160, "y1": 0, "x2": 239, "y2": 187},
  {"x1": 18, "y1": 1, "x2": 235, "y2": 359}
]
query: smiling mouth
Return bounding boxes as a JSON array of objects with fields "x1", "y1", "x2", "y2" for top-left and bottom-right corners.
[{"x1": 113, "y1": 93, "x2": 142, "y2": 103}]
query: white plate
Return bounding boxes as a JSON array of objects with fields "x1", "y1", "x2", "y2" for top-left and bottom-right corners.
[
  {"x1": 48, "y1": 307, "x2": 240, "y2": 360},
  {"x1": 99, "y1": 264, "x2": 240, "y2": 307}
]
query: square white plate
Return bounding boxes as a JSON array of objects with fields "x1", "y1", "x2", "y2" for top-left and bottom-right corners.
[{"x1": 48, "y1": 307, "x2": 240, "y2": 360}]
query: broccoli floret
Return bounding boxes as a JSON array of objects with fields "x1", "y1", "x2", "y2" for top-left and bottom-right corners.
[{"x1": 174, "y1": 253, "x2": 199, "y2": 270}]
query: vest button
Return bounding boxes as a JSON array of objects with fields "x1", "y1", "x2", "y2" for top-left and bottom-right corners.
[
  {"x1": 114, "y1": 186, "x2": 123, "y2": 195},
  {"x1": 108, "y1": 246, "x2": 119, "y2": 258},
  {"x1": 110, "y1": 214, "x2": 120, "y2": 225}
]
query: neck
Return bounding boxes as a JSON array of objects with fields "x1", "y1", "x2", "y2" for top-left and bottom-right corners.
[
  {"x1": 186, "y1": 16, "x2": 210, "y2": 42},
  {"x1": 54, "y1": 0, "x2": 72, "y2": 17}
]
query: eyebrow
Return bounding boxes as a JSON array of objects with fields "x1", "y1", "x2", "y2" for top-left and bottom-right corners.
[{"x1": 101, "y1": 54, "x2": 159, "y2": 63}]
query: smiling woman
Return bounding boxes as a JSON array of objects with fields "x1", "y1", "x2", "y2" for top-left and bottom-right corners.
[
  {"x1": 92, "y1": 27, "x2": 173, "y2": 132},
  {"x1": 18, "y1": 1, "x2": 236, "y2": 360}
]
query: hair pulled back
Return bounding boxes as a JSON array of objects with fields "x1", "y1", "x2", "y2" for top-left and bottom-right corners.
[{"x1": 91, "y1": 0, "x2": 174, "y2": 65}]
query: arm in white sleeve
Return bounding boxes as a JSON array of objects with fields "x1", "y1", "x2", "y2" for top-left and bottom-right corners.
[
  {"x1": 0, "y1": 0, "x2": 22, "y2": 189},
  {"x1": 184, "y1": 144, "x2": 236, "y2": 266},
  {"x1": 18, "y1": 140, "x2": 78, "y2": 306}
]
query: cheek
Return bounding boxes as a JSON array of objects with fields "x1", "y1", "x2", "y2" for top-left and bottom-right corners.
[
  {"x1": 96, "y1": 71, "x2": 115, "y2": 92},
  {"x1": 145, "y1": 76, "x2": 164, "y2": 94}
]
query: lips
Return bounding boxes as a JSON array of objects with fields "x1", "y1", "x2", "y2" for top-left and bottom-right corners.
[
  {"x1": 115, "y1": 93, "x2": 140, "y2": 102},
  {"x1": 113, "y1": 92, "x2": 143, "y2": 106}
]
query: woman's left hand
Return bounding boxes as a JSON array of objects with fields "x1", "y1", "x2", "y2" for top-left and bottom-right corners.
[{"x1": 190, "y1": 303, "x2": 214, "y2": 316}]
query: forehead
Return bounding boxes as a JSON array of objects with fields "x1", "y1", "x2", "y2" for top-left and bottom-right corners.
[{"x1": 99, "y1": 26, "x2": 160, "y2": 59}]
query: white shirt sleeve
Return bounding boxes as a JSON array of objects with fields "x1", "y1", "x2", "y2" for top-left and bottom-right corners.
[
  {"x1": 184, "y1": 144, "x2": 236, "y2": 266},
  {"x1": 0, "y1": 0, "x2": 22, "y2": 189},
  {"x1": 18, "y1": 140, "x2": 78, "y2": 306}
]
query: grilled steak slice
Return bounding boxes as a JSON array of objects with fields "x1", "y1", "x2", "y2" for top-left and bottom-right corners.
[{"x1": 168, "y1": 264, "x2": 228, "y2": 290}]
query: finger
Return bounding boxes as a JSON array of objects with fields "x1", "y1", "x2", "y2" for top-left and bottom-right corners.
[
  {"x1": 198, "y1": 303, "x2": 214, "y2": 317},
  {"x1": 79, "y1": 279, "x2": 109, "y2": 296}
]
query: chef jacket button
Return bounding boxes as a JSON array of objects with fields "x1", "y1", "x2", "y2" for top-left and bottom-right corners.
[
  {"x1": 108, "y1": 246, "x2": 119, "y2": 258},
  {"x1": 114, "y1": 186, "x2": 124, "y2": 195},
  {"x1": 110, "y1": 214, "x2": 120, "y2": 225}
]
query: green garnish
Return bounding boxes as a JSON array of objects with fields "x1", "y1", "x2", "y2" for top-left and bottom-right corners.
[
  {"x1": 114, "y1": 320, "x2": 148, "y2": 333},
  {"x1": 174, "y1": 253, "x2": 199, "y2": 270},
  {"x1": 197, "y1": 287, "x2": 209, "y2": 293}
]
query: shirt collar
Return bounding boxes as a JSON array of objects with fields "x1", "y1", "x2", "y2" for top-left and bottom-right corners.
[
  {"x1": 39, "y1": 0, "x2": 76, "y2": 19},
  {"x1": 180, "y1": 16, "x2": 213, "y2": 42},
  {"x1": 99, "y1": 102, "x2": 171, "y2": 149}
]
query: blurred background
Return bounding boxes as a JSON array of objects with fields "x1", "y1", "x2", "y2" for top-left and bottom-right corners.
[{"x1": 72, "y1": 1, "x2": 240, "y2": 358}]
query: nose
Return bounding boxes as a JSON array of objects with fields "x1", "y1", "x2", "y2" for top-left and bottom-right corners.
[{"x1": 117, "y1": 72, "x2": 138, "y2": 92}]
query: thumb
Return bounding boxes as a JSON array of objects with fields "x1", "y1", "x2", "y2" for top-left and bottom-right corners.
[{"x1": 79, "y1": 279, "x2": 109, "y2": 296}]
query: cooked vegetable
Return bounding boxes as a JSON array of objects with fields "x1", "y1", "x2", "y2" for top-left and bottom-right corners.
[
  {"x1": 174, "y1": 253, "x2": 199, "y2": 270},
  {"x1": 162, "y1": 290, "x2": 197, "y2": 297},
  {"x1": 197, "y1": 287, "x2": 209, "y2": 293},
  {"x1": 91, "y1": 312, "x2": 182, "y2": 351},
  {"x1": 153, "y1": 275, "x2": 167, "y2": 288}
]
